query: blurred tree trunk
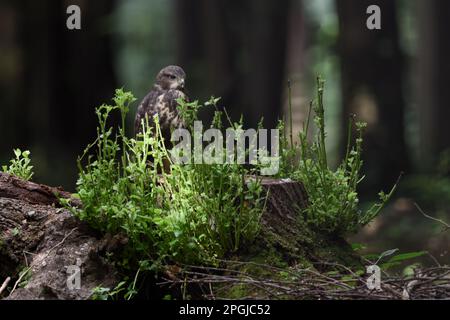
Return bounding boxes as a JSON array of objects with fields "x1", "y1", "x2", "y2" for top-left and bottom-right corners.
[
  {"x1": 417, "y1": 0, "x2": 450, "y2": 172},
  {"x1": 336, "y1": 0, "x2": 409, "y2": 193},
  {"x1": 9, "y1": 0, "x2": 117, "y2": 189},
  {"x1": 175, "y1": 0, "x2": 291, "y2": 129}
]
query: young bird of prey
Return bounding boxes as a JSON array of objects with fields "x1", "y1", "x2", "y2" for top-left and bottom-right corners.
[{"x1": 134, "y1": 65, "x2": 189, "y2": 146}]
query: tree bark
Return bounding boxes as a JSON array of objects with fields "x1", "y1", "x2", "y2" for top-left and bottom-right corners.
[
  {"x1": 0, "y1": 173, "x2": 119, "y2": 300},
  {"x1": 0, "y1": 173, "x2": 80, "y2": 207}
]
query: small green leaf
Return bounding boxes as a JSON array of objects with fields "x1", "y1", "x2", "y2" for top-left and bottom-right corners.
[{"x1": 388, "y1": 251, "x2": 427, "y2": 263}]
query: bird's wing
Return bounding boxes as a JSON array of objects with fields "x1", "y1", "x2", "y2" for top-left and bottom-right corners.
[
  {"x1": 134, "y1": 88, "x2": 189, "y2": 136},
  {"x1": 159, "y1": 89, "x2": 189, "y2": 128},
  {"x1": 134, "y1": 89, "x2": 160, "y2": 135},
  {"x1": 165, "y1": 89, "x2": 189, "y2": 112}
]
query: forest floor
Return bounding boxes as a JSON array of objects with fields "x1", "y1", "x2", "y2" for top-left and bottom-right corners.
[{"x1": 1, "y1": 172, "x2": 450, "y2": 300}]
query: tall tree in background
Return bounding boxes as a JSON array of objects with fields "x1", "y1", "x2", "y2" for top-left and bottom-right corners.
[
  {"x1": 1, "y1": 0, "x2": 117, "y2": 189},
  {"x1": 175, "y1": 0, "x2": 291, "y2": 129},
  {"x1": 336, "y1": 0, "x2": 409, "y2": 193},
  {"x1": 417, "y1": 0, "x2": 450, "y2": 173}
]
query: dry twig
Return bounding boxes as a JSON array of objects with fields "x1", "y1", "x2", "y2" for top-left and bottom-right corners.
[{"x1": 158, "y1": 261, "x2": 450, "y2": 300}]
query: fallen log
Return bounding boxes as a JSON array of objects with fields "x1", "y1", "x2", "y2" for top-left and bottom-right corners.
[
  {"x1": 0, "y1": 172, "x2": 81, "y2": 208},
  {"x1": 0, "y1": 172, "x2": 117, "y2": 300}
]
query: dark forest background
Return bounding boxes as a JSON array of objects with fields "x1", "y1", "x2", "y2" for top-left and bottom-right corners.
[{"x1": 1, "y1": 0, "x2": 449, "y2": 263}]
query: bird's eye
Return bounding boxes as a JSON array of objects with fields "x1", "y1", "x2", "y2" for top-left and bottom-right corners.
[{"x1": 169, "y1": 75, "x2": 176, "y2": 80}]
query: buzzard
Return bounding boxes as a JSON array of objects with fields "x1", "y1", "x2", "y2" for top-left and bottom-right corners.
[{"x1": 134, "y1": 65, "x2": 189, "y2": 146}]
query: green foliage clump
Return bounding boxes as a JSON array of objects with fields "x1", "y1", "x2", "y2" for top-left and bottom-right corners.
[
  {"x1": 69, "y1": 89, "x2": 264, "y2": 271},
  {"x1": 278, "y1": 77, "x2": 397, "y2": 235},
  {"x1": 2, "y1": 149, "x2": 34, "y2": 181}
]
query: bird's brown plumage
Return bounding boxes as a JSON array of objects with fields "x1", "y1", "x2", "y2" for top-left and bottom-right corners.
[{"x1": 134, "y1": 65, "x2": 189, "y2": 146}]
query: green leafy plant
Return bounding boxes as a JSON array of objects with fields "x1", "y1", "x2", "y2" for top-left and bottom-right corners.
[
  {"x1": 90, "y1": 286, "x2": 112, "y2": 300},
  {"x1": 2, "y1": 149, "x2": 34, "y2": 181},
  {"x1": 90, "y1": 281, "x2": 128, "y2": 300},
  {"x1": 68, "y1": 89, "x2": 265, "y2": 273},
  {"x1": 278, "y1": 77, "x2": 398, "y2": 235}
]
